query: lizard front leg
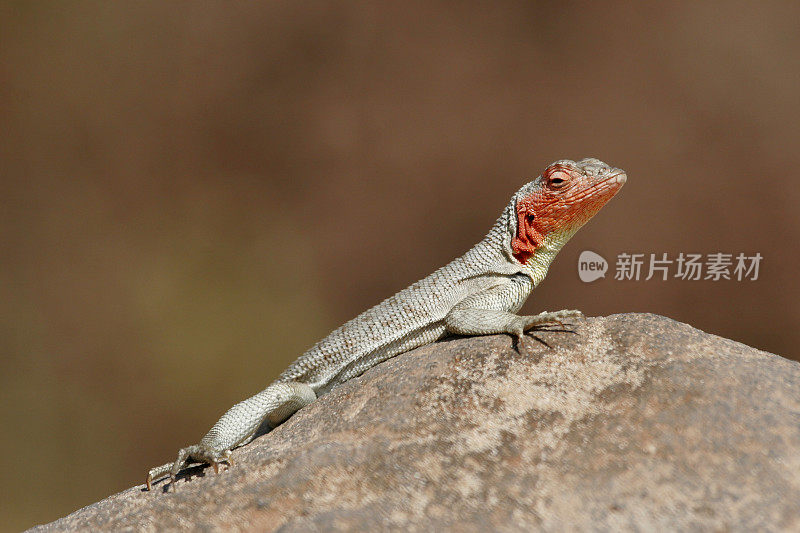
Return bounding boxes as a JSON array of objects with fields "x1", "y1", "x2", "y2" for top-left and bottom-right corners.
[
  {"x1": 146, "y1": 381, "x2": 316, "y2": 490},
  {"x1": 444, "y1": 283, "x2": 583, "y2": 344}
]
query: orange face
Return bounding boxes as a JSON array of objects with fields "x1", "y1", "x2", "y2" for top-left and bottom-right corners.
[{"x1": 511, "y1": 160, "x2": 626, "y2": 264}]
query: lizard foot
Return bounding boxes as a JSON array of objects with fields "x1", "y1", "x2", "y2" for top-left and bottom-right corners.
[
  {"x1": 510, "y1": 309, "x2": 584, "y2": 350},
  {"x1": 146, "y1": 445, "x2": 232, "y2": 491},
  {"x1": 522, "y1": 309, "x2": 584, "y2": 331}
]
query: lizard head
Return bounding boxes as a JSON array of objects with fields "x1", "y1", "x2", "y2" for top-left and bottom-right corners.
[{"x1": 510, "y1": 158, "x2": 626, "y2": 265}]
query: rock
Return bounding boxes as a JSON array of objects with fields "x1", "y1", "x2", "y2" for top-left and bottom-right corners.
[{"x1": 31, "y1": 314, "x2": 800, "y2": 532}]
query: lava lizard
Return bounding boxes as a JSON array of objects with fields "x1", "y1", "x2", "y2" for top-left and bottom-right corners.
[{"x1": 146, "y1": 157, "x2": 626, "y2": 490}]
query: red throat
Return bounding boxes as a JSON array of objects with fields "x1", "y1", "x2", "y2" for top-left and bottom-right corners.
[{"x1": 511, "y1": 201, "x2": 543, "y2": 264}]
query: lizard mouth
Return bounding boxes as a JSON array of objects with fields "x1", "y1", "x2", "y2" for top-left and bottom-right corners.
[
  {"x1": 606, "y1": 171, "x2": 627, "y2": 186},
  {"x1": 564, "y1": 171, "x2": 626, "y2": 207},
  {"x1": 585, "y1": 171, "x2": 627, "y2": 195},
  {"x1": 609, "y1": 170, "x2": 626, "y2": 182}
]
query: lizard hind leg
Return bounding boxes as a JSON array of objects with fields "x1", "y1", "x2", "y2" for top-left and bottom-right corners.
[{"x1": 145, "y1": 381, "x2": 317, "y2": 490}]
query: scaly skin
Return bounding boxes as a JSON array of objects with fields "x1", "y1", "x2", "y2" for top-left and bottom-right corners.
[{"x1": 146, "y1": 158, "x2": 626, "y2": 490}]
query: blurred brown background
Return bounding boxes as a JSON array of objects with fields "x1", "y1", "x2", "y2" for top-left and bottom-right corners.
[{"x1": 2, "y1": 2, "x2": 799, "y2": 529}]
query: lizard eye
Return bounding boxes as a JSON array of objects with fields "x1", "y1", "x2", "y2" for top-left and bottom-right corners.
[{"x1": 546, "y1": 171, "x2": 569, "y2": 189}]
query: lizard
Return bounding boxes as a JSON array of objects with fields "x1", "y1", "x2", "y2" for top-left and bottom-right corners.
[{"x1": 146, "y1": 157, "x2": 626, "y2": 490}]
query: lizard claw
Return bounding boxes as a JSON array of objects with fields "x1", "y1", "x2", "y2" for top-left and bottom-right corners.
[
  {"x1": 210, "y1": 449, "x2": 232, "y2": 475},
  {"x1": 513, "y1": 331, "x2": 525, "y2": 354},
  {"x1": 146, "y1": 462, "x2": 172, "y2": 491}
]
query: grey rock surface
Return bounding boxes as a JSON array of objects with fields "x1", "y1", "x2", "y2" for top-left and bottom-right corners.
[{"x1": 31, "y1": 314, "x2": 800, "y2": 532}]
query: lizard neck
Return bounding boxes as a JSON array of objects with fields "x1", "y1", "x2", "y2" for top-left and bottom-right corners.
[
  {"x1": 520, "y1": 229, "x2": 575, "y2": 287},
  {"x1": 463, "y1": 200, "x2": 579, "y2": 288},
  {"x1": 474, "y1": 201, "x2": 579, "y2": 288}
]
